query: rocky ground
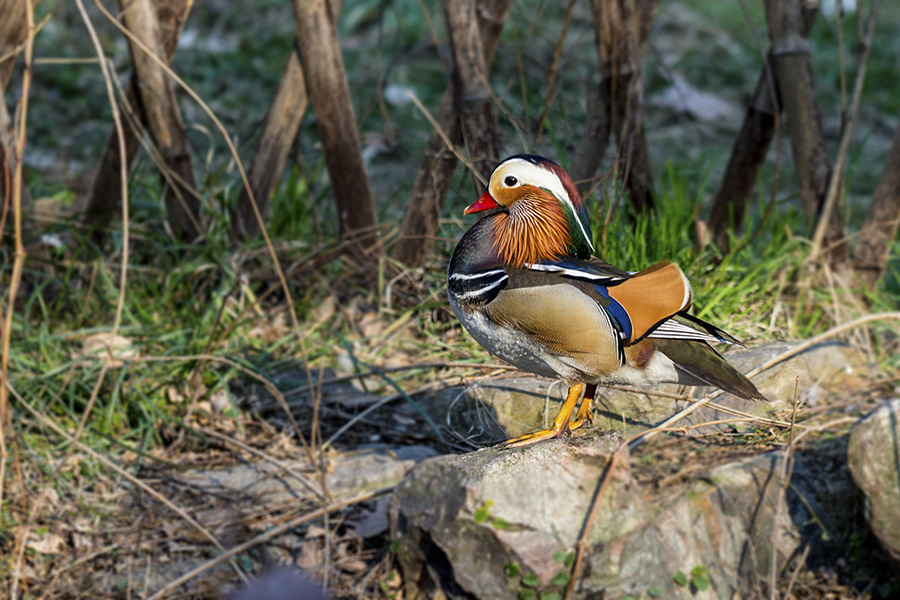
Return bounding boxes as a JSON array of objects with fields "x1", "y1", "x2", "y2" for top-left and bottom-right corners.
[
  {"x1": 386, "y1": 341, "x2": 900, "y2": 599},
  {"x1": 19, "y1": 341, "x2": 899, "y2": 599},
  {"x1": 190, "y1": 341, "x2": 900, "y2": 598}
]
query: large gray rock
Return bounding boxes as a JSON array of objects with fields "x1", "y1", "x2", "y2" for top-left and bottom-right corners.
[
  {"x1": 390, "y1": 430, "x2": 855, "y2": 599},
  {"x1": 390, "y1": 431, "x2": 642, "y2": 599},
  {"x1": 407, "y1": 342, "x2": 870, "y2": 442},
  {"x1": 848, "y1": 398, "x2": 900, "y2": 567}
]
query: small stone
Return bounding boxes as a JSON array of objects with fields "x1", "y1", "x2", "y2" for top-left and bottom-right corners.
[{"x1": 847, "y1": 398, "x2": 900, "y2": 567}]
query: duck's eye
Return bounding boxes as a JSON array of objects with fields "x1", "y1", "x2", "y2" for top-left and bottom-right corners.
[{"x1": 503, "y1": 176, "x2": 518, "y2": 187}]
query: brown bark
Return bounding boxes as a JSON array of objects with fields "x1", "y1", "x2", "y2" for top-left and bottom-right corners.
[
  {"x1": 443, "y1": 0, "x2": 500, "y2": 188},
  {"x1": 573, "y1": 0, "x2": 658, "y2": 213},
  {"x1": 707, "y1": 62, "x2": 779, "y2": 251},
  {"x1": 119, "y1": 0, "x2": 200, "y2": 241},
  {"x1": 852, "y1": 128, "x2": 900, "y2": 289},
  {"x1": 0, "y1": 0, "x2": 31, "y2": 91},
  {"x1": 231, "y1": 45, "x2": 307, "y2": 242},
  {"x1": 0, "y1": 0, "x2": 47, "y2": 268},
  {"x1": 569, "y1": 86, "x2": 611, "y2": 197},
  {"x1": 231, "y1": 0, "x2": 344, "y2": 242},
  {"x1": 391, "y1": 0, "x2": 512, "y2": 268},
  {"x1": 0, "y1": 90, "x2": 41, "y2": 252},
  {"x1": 708, "y1": 8, "x2": 817, "y2": 252},
  {"x1": 75, "y1": 0, "x2": 193, "y2": 233},
  {"x1": 764, "y1": 0, "x2": 846, "y2": 265},
  {"x1": 291, "y1": 0, "x2": 379, "y2": 262}
]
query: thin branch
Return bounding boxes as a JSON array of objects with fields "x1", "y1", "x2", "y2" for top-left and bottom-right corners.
[
  {"x1": 406, "y1": 89, "x2": 487, "y2": 187},
  {"x1": 69, "y1": 0, "x2": 134, "y2": 474},
  {"x1": 195, "y1": 426, "x2": 326, "y2": 501},
  {"x1": 90, "y1": 0, "x2": 304, "y2": 348},
  {"x1": 534, "y1": 0, "x2": 576, "y2": 145},
  {"x1": 809, "y1": 0, "x2": 881, "y2": 262},
  {"x1": 564, "y1": 443, "x2": 627, "y2": 600},
  {"x1": 0, "y1": 0, "x2": 35, "y2": 534},
  {"x1": 632, "y1": 312, "x2": 900, "y2": 448}
]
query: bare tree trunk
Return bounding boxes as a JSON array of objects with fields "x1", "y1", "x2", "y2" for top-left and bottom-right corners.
[
  {"x1": 764, "y1": 0, "x2": 846, "y2": 265},
  {"x1": 391, "y1": 90, "x2": 460, "y2": 269},
  {"x1": 75, "y1": 0, "x2": 193, "y2": 234},
  {"x1": 574, "y1": 0, "x2": 658, "y2": 212},
  {"x1": 391, "y1": 0, "x2": 511, "y2": 269},
  {"x1": 119, "y1": 0, "x2": 200, "y2": 241},
  {"x1": 569, "y1": 84, "x2": 611, "y2": 197},
  {"x1": 1, "y1": 0, "x2": 47, "y2": 269},
  {"x1": 0, "y1": 0, "x2": 29, "y2": 89},
  {"x1": 709, "y1": 8, "x2": 818, "y2": 252},
  {"x1": 231, "y1": 46, "x2": 306, "y2": 242},
  {"x1": 231, "y1": 0, "x2": 344, "y2": 242},
  {"x1": 291, "y1": 0, "x2": 379, "y2": 264},
  {"x1": 444, "y1": 0, "x2": 500, "y2": 189},
  {"x1": 852, "y1": 128, "x2": 900, "y2": 289},
  {"x1": 707, "y1": 61, "x2": 779, "y2": 251}
]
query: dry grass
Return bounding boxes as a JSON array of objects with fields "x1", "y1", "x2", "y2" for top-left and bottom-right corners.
[{"x1": 3, "y1": 1, "x2": 900, "y2": 599}]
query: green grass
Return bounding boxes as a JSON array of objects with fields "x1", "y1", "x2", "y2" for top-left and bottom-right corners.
[
  {"x1": 3, "y1": 0, "x2": 899, "y2": 473},
  {"x1": 4, "y1": 2, "x2": 900, "y2": 595},
  {"x1": 9, "y1": 148, "x2": 898, "y2": 453}
]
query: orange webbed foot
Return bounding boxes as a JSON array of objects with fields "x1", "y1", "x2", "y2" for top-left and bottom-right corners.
[{"x1": 500, "y1": 383, "x2": 598, "y2": 448}]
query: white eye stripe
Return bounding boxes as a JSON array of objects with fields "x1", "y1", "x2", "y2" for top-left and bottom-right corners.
[{"x1": 497, "y1": 158, "x2": 594, "y2": 252}]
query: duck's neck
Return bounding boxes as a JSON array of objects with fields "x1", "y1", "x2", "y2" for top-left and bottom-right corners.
[{"x1": 490, "y1": 196, "x2": 572, "y2": 268}]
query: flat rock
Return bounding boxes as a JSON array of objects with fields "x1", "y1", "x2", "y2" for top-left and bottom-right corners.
[
  {"x1": 390, "y1": 432, "x2": 858, "y2": 599},
  {"x1": 847, "y1": 398, "x2": 900, "y2": 567},
  {"x1": 390, "y1": 430, "x2": 643, "y2": 599},
  {"x1": 406, "y1": 341, "x2": 870, "y2": 442},
  {"x1": 178, "y1": 445, "x2": 438, "y2": 504}
]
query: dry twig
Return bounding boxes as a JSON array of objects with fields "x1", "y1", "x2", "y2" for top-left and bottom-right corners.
[
  {"x1": 8, "y1": 382, "x2": 252, "y2": 589},
  {"x1": 0, "y1": 5, "x2": 34, "y2": 591},
  {"x1": 564, "y1": 313, "x2": 900, "y2": 596},
  {"x1": 809, "y1": 0, "x2": 882, "y2": 263},
  {"x1": 147, "y1": 488, "x2": 388, "y2": 599}
]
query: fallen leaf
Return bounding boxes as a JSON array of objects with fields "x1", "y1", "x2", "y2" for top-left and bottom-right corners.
[
  {"x1": 26, "y1": 531, "x2": 66, "y2": 555},
  {"x1": 79, "y1": 333, "x2": 138, "y2": 367}
]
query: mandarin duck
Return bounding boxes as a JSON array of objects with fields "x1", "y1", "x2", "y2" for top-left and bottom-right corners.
[{"x1": 447, "y1": 154, "x2": 766, "y2": 447}]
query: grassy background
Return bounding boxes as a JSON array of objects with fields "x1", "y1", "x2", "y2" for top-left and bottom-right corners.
[
  {"x1": 3, "y1": 0, "x2": 900, "y2": 596},
  {"x1": 10, "y1": 0, "x2": 900, "y2": 498}
]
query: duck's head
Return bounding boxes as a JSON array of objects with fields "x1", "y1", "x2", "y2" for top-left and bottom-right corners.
[{"x1": 464, "y1": 154, "x2": 594, "y2": 266}]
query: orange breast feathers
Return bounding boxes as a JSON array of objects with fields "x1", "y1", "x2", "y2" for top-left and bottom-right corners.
[
  {"x1": 607, "y1": 262, "x2": 693, "y2": 342},
  {"x1": 489, "y1": 188, "x2": 572, "y2": 268}
]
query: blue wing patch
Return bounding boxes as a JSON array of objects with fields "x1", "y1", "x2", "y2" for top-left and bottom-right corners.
[{"x1": 591, "y1": 284, "x2": 633, "y2": 343}]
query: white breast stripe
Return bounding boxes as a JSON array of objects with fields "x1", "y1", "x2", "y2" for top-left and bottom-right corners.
[
  {"x1": 450, "y1": 269, "x2": 507, "y2": 281},
  {"x1": 597, "y1": 303, "x2": 624, "y2": 366},
  {"x1": 646, "y1": 320, "x2": 721, "y2": 343},
  {"x1": 454, "y1": 275, "x2": 509, "y2": 301},
  {"x1": 524, "y1": 262, "x2": 623, "y2": 284}
]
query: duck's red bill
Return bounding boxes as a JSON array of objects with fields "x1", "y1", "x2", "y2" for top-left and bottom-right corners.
[{"x1": 464, "y1": 191, "x2": 500, "y2": 215}]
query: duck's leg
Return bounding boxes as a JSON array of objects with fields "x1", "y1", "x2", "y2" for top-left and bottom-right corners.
[
  {"x1": 568, "y1": 383, "x2": 597, "y2": 432},
  {"x1": 503, "y1": 383, "x2": 584, "y2": 448}
]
